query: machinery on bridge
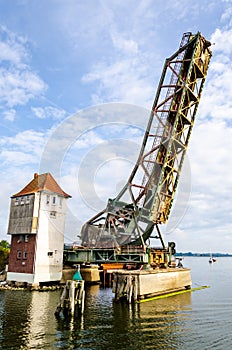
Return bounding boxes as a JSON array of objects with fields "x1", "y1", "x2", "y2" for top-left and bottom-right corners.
[{"x1": 65, "y1": 32, "x2": 211, "y2": 268}]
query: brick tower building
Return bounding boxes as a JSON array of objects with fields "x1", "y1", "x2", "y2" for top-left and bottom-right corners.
[{"x1": 7, "y1": 172, "x2": 71, "y2": 286}]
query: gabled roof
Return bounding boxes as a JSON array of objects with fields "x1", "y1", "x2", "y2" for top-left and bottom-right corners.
[{"x1": 12, "y1": 173, "x2": 71, "y2": 198}]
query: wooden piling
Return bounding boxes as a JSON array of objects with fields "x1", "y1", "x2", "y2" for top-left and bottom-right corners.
[
  {"x1": 55, "y1": 279, "x2": 85, "y2": 317},
  {"x1": 113, "y1": 268, "x2": 192, "y2": 303}
]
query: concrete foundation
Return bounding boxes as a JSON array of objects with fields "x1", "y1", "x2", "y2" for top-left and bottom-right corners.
[
  {"x1": 112, "y1": 268, "x2": 191, "y2": 302},
  {"x1": 80, "y1": 265, "x2": 100, "y2": 283},
  {"x1": 61, "y1": 265, "x2": 100, "y2": 284}
]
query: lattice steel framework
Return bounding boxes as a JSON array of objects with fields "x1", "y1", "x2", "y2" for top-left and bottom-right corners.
[{"x1": 81, "y1": 32, "x2": 212, "y2": 249}]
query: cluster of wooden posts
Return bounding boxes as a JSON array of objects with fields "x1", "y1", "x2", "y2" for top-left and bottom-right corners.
[
  {"x1": 55, "y1": 264, "x2": 192, "y2": 318},
  {"x1": 55, "y1": 280, "x2": 85, "y2": 317},
  {"x1": 112, "y1": 273, "x2": 138, "y2": 303}
]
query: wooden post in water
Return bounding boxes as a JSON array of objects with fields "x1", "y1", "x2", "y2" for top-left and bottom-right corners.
[
  {"x1": 112, "y1": 268, "x2": 192, "y2": 303},
  {"x1": 112, "y1": 273, "x2": 139, "y2": 303},
  {"x1": 55, "y1": 265, "x2": 85, "y2": 317},
  {"x1": 69, "y1": 280, "x2": 75, "y2": 315},
  {"x1": 55, "y1": 280, "x2": 85, "y2": 317}
]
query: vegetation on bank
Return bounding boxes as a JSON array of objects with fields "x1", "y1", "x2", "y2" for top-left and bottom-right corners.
[{"x1": 0, "y1": 240, "x2": 10, "y2": 271}]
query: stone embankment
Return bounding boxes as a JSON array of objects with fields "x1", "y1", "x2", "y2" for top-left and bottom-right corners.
[{"x1": 0, "y1": 281, "x2": 62, "y2": 291}]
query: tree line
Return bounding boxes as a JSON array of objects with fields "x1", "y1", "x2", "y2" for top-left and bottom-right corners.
[{"x1": 0, "y1": 240, "x2": 10, "y2": 271}]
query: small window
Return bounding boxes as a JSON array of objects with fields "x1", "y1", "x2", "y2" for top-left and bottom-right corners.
[
  {"x1": 52, "y1": 196, "x2": 56, "y2": 205},
  {"x1": 25, "y1": 235, "x2": 29, "y2": 243},
  {"x1": 46, "y1": 195, "x2": 50, "y2": 204},
  {"x1": 26, "y1": 195, "x2": 30, "y2": 204},
  {"x1": 17, "y1": 235, "x2": 23, "y2": 243},
  {"x1": 15, "y1": 198, "x2": 19, "y2": 206},
  {"x1": 50, "y1": 211, "x2": 56, "y2": 218},
  {"x1": 21, "y1": 196, "x2": 24, "y2": 205},
  {"x1": 23, "y1": 251, "x2": 28, "y2": 259},
  {"x1": 17, "y1": 250, "x2": 22, "y2": 259},
  {"x1": 59, "y1": 197, "x2": 63, "y2": 207},
  {"x1": 48, "y1": 252, "x2": 53, "y2": 257}
]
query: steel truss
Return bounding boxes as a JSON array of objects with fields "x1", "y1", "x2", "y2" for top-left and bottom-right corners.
[{"x1": 81, "y1": 32, "x2": 211, "y2": 249}]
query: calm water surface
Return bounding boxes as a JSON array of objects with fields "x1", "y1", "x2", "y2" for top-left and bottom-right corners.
[{"x1": 0, "y1": 257, "x2": 232, "y2": 349}]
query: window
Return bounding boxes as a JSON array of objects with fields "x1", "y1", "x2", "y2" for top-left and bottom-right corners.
[
  {"x1": 15, "y1": 198, "x2": 19, "y2": 206},
  {"x1": 46, "y1": 195, "x2": 50, "y2": 204},
  {"x1": 17, "y1": 250, "x2": 22, "y2": 259},
  {"x1": 21, "y1": 196, "x2": 24, "y2": 205},
  {"x1": 23, "y1": 251, "x2": 28, "y2": 259},
  {"x1": 50, "y1": 211, "x2": 56, "y2": 218},
  {"x1": 26, "y1": 195, "x2": 30, "y2": 204},
  {"x1": 52, "y1": 196, "x2": 56, "y2": 205},
  {"x1": 48, "y1": 252, "x2": 53, "y2": 257},
  {"x1": 17, "y1": 235, "x2": 23, "y2": 243},
  {"x1": 25, "y1": 235, "x2": 29, "y2": 243},
  {"x1": 59, "y1": 197, "x2": 63, "y2": 207}
]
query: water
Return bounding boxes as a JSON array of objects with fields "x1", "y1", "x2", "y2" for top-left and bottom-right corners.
[{"x1": 0, "y1": 257, "x2": 232, "y2": 349}]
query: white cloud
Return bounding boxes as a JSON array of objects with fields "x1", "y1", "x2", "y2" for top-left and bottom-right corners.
[
  {"x1": 0, "y1": 68, "x2": 47, "y2": 107},
  {"x1": 190, "y1": 120, "x2": 232, "y2": 189},
  {"x1": 3, "y1": 109, "x2": 16, "y2": 121},
  {"x1": 0, "y1": 129, "x2": 50, "y2": 236},
  {"x1": 0, "y1": 129, "x2": 47, "y2": 162},
  {"x1": 55, "y1": 1, "x2": 160, "y2": 106},
  {"x1": 198, "y1": 27, "x2": 232, "y2": 123},
  {"x1": 31, "y1": 106, "x2": 67, "y2": 120},
  {"x1": 82, "y1": 57, "x2": 154, "y2": 106},
  {"x1": 0, "y1": 25, "x2": 28, "y2": 66},
  {"x1": 0, "y1": 26, "x2": 47, "y2": 108},
  {"x1": 221, "y1": 6, "x2": 232, "y2": 26},
  {"x1": 93, "y1": 158, "x2": 132, "y2": 200},
  {"x1": 210, "y1": 27, "x2": 232, "y2": 54},
  {"x1": 0, "y1": 150, "x2": 35, "y2": 166},
  {"x1": 178, "y1": 79, "x2": 232, "y2": 251},
  {"x1": 110, "y1": 30, "x2": 138, "y2": 54}
]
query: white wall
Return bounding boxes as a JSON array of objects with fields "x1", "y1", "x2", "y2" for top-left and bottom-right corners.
[
  {"x1": 31, "y1": 192, "x2": 40, "y2": 233},
  {"x1": 33, "y1": 191, "x2": 68, "y2": 283}
]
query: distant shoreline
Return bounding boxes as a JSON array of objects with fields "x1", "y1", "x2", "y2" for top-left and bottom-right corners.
[{"x1": 176, "y1": 252, "x2": 232, "y2": 257}]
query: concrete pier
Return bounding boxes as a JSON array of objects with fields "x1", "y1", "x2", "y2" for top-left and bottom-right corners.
[
  {"x1": 80, "y1": 265, "x2": 100, "y2": 283},
  {"x1": 112, "y1": 268, "x2": 191, "y2": 302},
  {"x1": 61, "y1": 265, "x2": 100, "y2": 284}
]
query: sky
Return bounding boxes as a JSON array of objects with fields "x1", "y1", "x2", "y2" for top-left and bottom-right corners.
[{"x1": 0, "y1": 0, "x2": 232, "y2": 253}]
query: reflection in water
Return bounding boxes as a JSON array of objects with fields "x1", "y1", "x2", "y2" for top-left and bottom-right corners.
[
  {"x1": 1, "y1": 258, "x2": 232, "y2": 350},
  {"x1": 26, "y1": 291, "x2": 59, "y2": 349},
  {"x1": 111, "y1": 292, "x2": 192, "y2": 350},
  {"x1": 1, "y1": 289, "x2": 61, "y2": 349},
  {"x1": 0, "y1": 286, "x2": 192, "y2": 350},
  {"x1": 2, "y1": 290, "x2": 33, "y2": 349},
  {"x1": 54, "y1": 285, "x2": 193, "y2": 350}
]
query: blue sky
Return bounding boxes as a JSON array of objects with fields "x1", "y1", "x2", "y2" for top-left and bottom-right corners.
[{"x1": 1, "y1": 0, "x2": 232, "y2": 253}]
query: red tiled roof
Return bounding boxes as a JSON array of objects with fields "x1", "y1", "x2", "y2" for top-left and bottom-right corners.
[{"x1": 12, "y1": 173, "x2": 72, "y2": 198}]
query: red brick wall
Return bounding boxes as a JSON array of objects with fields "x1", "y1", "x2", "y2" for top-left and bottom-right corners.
[{"x1": 8, "y1": 234, "x2": 36, "y2": 274}]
